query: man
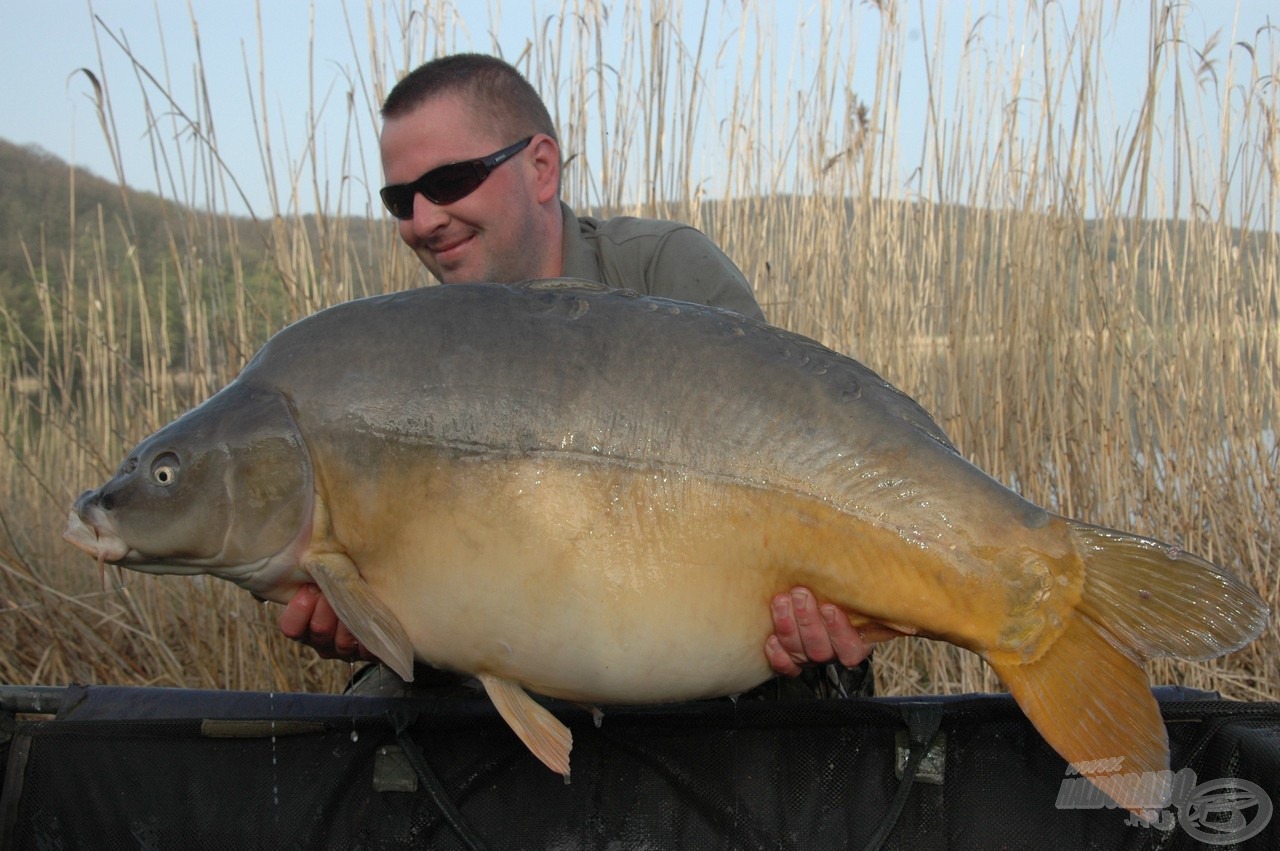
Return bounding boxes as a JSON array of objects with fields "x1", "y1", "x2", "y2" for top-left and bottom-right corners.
[{"x1": 280, "y1": 53, "x2": 872, "y2": 693}]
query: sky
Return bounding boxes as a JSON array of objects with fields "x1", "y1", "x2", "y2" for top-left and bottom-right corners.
[{"x1": 1, "y1": 1, "x2": 1274, "y2": 222}]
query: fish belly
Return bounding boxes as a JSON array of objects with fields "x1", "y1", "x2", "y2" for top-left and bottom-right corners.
[{"x1": 322, "y1": 451, "x2": 1056, "y2": 704}]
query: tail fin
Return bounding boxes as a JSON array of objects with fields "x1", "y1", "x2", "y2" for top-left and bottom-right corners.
[
  {"x1": 1070, "y1": 522, "x2": 1269, "y2": 661},
  {"x1": 987, "y1": 520, "x2": 1269, "y2": 816}
]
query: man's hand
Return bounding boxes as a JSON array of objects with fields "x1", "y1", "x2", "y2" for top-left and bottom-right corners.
[
  {"x1": 278, "y1": 584, "x2": 378, "y2": 663},
  {"x1": 765, "y1": 586, "x2": 871, "y2": 676}
]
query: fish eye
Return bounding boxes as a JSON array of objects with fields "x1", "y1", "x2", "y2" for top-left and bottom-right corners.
[{"x1": 151, "y1": 452, "x2": 181, "y2": 487}]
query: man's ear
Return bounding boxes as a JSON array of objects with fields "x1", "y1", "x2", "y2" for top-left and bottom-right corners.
[{"x1": 529, "y1": 134, "x2": 561, "y2": 204}]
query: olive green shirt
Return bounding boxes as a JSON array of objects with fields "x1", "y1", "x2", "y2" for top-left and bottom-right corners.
[{"x1": 559, "y1": 202, "x2": 764, "y2": 321}]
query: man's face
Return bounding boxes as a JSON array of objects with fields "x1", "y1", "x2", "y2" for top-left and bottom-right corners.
[{"x1": 380, "y1": 95, "x2": 557, "y2": 284}]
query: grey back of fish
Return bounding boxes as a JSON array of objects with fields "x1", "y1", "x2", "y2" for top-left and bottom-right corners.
[{"x1": 240, "y1": 280, "x2": 1020, "y2": 523}]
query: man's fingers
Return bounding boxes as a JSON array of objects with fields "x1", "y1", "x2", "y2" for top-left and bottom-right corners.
[
  {"x1": 789, "y1": 588, "x2": 836, "y2": 664},
  {"x1": 768, "y1": 587, "x2": 874, "y2": 677},
  {"x1": 278, "y1": 584, "x2": 321, "y2": 640},
  {"x1": 332, "y1": 622, "x2": 361, "y2": 659},
  {"x1": 278, "y1": 585, "x2": 381, "y2": 663},
  {"x1": 820, "y1": 604, "x2": 872, "y2": 668},
  {"x1": 764, "y1": 634, "x2": 803, "y2": 677},
  {"x1": 768, "y1": 587, "x2": 836, "y2": 674},
  {"x1": 768, "y1": 592, "x2": 806, "y2": 664},
  {"x1": 308, "y1": 594, "x2": 340, "y2": 638}
]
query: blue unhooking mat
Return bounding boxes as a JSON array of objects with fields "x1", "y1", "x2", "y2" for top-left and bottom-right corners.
[{"x1": 0, "y1": 683, "x2": 1276, "y2": 849}]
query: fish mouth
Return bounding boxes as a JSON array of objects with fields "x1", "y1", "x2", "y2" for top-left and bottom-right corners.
[{"x1": 63, "y1": 508, "x2": 129, "y2": 563}]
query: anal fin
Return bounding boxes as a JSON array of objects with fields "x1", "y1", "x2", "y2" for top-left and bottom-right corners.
[
  {"x1": 308, "y1": 553, "x2": 415, "y2": 681},
  {"x1": 479, "y1": 673, "x2": 573, "y2": 778},
  {"x1": 988, "y1": 612, "x2": 1170, "y2": 817}
]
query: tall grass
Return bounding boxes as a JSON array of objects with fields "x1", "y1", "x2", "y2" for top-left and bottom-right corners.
[{"x1": 1, "y1": 0, "x2": 1275, "y2": 699}]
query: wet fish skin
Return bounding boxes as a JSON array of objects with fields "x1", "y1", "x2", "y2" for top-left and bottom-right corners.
[{"x1": 64, "y1": 280, "x2": 1269, "y2": 812}]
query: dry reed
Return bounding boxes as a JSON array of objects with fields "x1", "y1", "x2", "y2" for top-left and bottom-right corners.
[{"x1": 0, "y1": 0, "x2": 1275, "y2": 700}]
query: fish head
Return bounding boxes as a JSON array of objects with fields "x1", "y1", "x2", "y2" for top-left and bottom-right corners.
[{"x1": 64, "y1": 382, "x2": 314, "y2": 596}]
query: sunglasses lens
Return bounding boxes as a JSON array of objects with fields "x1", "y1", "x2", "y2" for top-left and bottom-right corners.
[
  {"x1": 379, "y1": 162, "x2": 488, "y2": 219},
  {"x1": 379, "y1": 186, "x2": 415, "y2": 220},
  {"x1": 380, "y1": 137, "x2": 531, "y2": 218},
  {"x1": 424, "y1": 163, "x2": 486, "y2": 206}
]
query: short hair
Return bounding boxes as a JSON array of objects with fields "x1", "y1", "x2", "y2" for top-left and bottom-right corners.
[{"x1": 382, "y1": 53, "x2": 558, "y2": 143}]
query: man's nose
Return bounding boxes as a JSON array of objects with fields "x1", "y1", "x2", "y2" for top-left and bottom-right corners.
[{"x1": 408, "y1": 192, "x2": 450, "y2": 235}]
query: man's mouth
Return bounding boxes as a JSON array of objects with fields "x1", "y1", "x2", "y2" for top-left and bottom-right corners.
[{"x1": 429, "y1": 233, "x2": 474, "y2": 262}]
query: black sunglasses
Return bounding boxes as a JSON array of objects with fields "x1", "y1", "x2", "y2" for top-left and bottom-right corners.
[{"x1": 379, "y1": 136, "x2": 534, "y2": 219}]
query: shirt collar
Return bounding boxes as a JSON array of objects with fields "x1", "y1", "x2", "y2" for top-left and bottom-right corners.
[{"x1": 559, "y1": 201, "x2": 602, "y2": 282}]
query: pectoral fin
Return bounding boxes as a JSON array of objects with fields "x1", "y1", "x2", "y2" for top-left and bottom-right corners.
[
  {"x1": 479, "y1": 673, "x2": 573, "y2": 778},
  {"x1": 308, "y1": 553, "x2": 415, "y2": 681}
]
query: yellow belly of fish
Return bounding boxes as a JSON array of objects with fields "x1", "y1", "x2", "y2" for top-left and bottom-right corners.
[{"x1": 319, "y1": 452, "x2": 1081, "y2": 704}]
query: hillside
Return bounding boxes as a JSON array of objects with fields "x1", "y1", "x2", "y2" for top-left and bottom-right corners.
[
  {"x1": 0, "y1": 139, "x2": 240, "y2": 299},
  {"x1": 4, "y1": 137, "x2": 1273, "y2": 376},
  {"x1": 0, "y1": 138, "x2": 393, "y2": 371}
]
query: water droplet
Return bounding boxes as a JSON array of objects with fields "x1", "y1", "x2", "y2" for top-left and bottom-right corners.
[{"x1": 350, "y1": 730, "x2": 359, "y2": 742}]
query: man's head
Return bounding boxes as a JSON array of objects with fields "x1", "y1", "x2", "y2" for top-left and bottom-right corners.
[
  {"x1": 382, "y1": 53, "x2": 558, "y2": 143},
  {"x1": 379, "y1": 54, "x2": 565, "y2": 284}
]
